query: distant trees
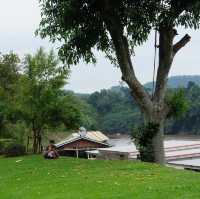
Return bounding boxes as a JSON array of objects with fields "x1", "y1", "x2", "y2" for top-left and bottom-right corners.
[
  {"x1": 168, "y1": 82, "x2": 200, "y2": 135},
  {"x1": 81, "y1": 87, "x2": 142, "y2": 134},
  {"x1": 79, "y1": 82, "x2": 200, "y2": 136}
]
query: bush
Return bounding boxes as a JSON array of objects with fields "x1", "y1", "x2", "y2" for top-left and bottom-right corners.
[
  {"x1": 4, "y1": 142, "x2": 26, "y2": 157},
  {"x1": 0, "y1": 142, "x2": 4, "y2": 155},
  {"x1": 0, "y1": 139, "x2": 13, "y2": 155},
  {"x1": 132, "y1": 122, "x2": 159, "y2": 162}
]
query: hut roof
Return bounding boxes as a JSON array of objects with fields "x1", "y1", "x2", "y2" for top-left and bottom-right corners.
[{"x1": 55, "y1": 131, "x2": 110, "y2": 148}]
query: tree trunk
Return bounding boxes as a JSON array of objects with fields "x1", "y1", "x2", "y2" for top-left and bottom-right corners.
[
  {"x1": 141, "y1": 25, "x2": 173, "y2": 164},
  {"x1": 33, "y1": 130, "x2": 38, "y2": 154},
  {"x1": 38, "y1": 134, "x2": 42, "y2": 153},
  {"x1": 137, "y1": 114, "x2": 165, "y2": 165},
  {"x1": 151, "y1": 120, "x2": 165, "y2": 164},
  {"x1": 32, "y1": 129, "x2": 42, "y2": 154}
]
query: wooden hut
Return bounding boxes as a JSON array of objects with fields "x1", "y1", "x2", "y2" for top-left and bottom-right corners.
[{"x1": 55, "y1": 130, "x2": 110, "y2": 158}]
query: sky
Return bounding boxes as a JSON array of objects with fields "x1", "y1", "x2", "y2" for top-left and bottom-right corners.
[{"x1": 1, "y1": 0, "x2": 200, "y2": 93}]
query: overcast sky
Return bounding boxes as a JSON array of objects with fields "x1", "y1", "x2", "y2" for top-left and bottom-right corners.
[{"x1": 1, "y1": 0, "x2": 200, "y2": 93}]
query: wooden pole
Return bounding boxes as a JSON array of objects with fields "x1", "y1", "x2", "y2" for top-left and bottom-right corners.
[
  {"x1": 87, "y1": 147, "x2": 89, "y2": 159},
  {"x1": 76, "y1": 146, "x2": 79, "y2": 158}
]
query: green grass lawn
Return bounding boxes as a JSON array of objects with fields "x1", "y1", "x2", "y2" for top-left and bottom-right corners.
[{"x1": 0, "y1": 155, "x2": 200, "y2": 199}]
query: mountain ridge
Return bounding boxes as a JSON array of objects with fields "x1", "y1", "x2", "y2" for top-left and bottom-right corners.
[{"x1": 144, "y1": 75, "x2": 200, "y2": 89}]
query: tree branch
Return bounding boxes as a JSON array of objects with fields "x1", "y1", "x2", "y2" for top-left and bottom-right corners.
[
  {"x1": 154, "y1": 26, "x2": 174, "y2": 103},
  {"x1": 112, "y1": 32, "x2": 153, "y2": 115},
  {"x1": 100, "y1": 1, "x2": 153, "y2": 115},
  {"x1": 173, "y1": 34, "x2": 191, "y2": 55}
]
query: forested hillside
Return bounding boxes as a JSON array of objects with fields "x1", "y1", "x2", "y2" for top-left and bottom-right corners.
[
  {"x1": 79, "y1": 87, "x2": 142, "y2": 134},
  {"x1": 79, "y1": 80, "x2": 200, "y2": 135}
]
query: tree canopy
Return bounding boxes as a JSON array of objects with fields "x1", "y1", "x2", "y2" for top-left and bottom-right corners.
[{"x1": 38, "y1": 0, "x2": 200, "y2": 65}]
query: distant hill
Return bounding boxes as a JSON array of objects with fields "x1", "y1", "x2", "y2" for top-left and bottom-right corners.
[
  {"x1": 144, "y1": 75, "x2": 200, "y2": 89},
  {"x1": 111, "y1": 75, "x2": 200, "y2": 92},
  {"x1": 72, "y1": 75, "x2": 200, "y2": 96}
]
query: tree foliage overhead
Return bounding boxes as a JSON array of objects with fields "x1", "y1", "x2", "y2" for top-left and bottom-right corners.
[{"x1": 38, "y1": 0, "x2": 200, "y2": 65}]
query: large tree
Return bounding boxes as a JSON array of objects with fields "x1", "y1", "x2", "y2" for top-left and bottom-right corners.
[
  {"x1": 18, "y1": 48, "x2": 80, "y2": 153},
  {"x1": 37, "y1": 0, "x2": 200, "y2": 164}
]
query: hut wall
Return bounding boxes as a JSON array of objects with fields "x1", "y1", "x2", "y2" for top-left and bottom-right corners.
[{"x1": 58, "y1": 139, "x2": 108, "y2": 151}]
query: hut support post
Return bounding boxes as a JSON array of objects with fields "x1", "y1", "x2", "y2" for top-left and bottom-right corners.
[
  {"x1": 26, "y1": 136, "x2": 30, "y2": 153},
  {"x1": 76, "y1": 147, "x2": 79, "y2": 158}
]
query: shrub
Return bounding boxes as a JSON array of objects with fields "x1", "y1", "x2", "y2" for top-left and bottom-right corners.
[
  {"x1": 4, "y1": 142, "x2": 26, "y2": 157},
  {"x1": 132, "y1": 122, "x2": 159, "y2": 162},
  {"x1": 0, "y1": 142, "x2": 4, "y2": 155},
  {"x1": 0, "y1": 139, "x2": 13, "y2": 155}
]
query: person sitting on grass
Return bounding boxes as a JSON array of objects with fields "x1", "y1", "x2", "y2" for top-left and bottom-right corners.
[{"x1": 43, "y1": 140, "x2": 59, "y2": 159}]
